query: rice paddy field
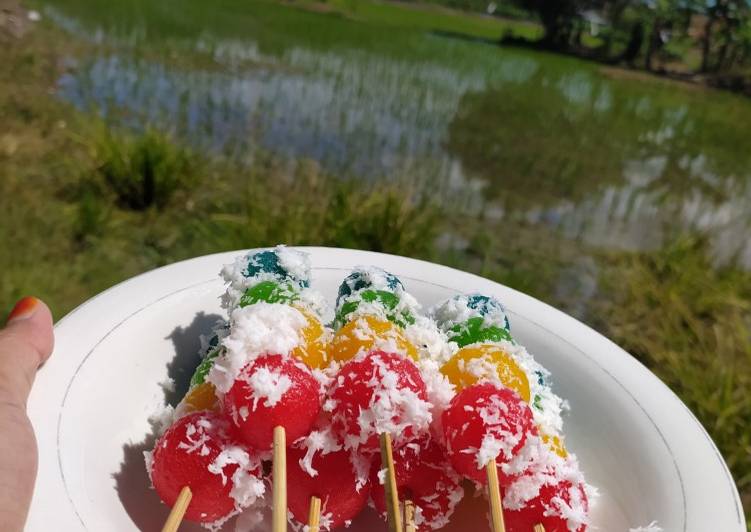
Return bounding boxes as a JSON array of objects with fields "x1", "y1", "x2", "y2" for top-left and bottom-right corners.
[{"x1": 1, "y1": 0, "x2": 749, "y2": 524}]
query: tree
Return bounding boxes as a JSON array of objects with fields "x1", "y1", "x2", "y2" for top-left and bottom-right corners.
[{"x1": 511, "y1": 0, "x2": 607, "y2": 48}]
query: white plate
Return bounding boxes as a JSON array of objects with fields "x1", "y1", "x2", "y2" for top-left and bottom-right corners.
[{"x1": 26, "y1": 247, "x2": 744, "y2": 531}]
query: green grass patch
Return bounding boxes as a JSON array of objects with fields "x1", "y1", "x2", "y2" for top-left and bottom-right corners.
[
  {"x1": 317, "y1": 0, "x2": 542, "y2": 41},
  {"x1": 595, "y1": 237, "x2": 751, "y2": 522}
]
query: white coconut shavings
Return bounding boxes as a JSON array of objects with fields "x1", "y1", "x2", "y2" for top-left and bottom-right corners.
[
  {"x1": 159, "y1": 377, "x2": 176, "y2": 393},
  {"x1": 404, "y1": 315, "x2": 454, "y2": 364},
  {"x1": 494, "y1": 339, "x2": 566, "y2": 438},
  {"x1": 143, "y1": 450, "x2": 154, "y2": 481},
  {"x1": 230, "y1": 462, "x2": 266, "y2": 509},
  {"x1": 178, "y1": 418, "x2": 213, "y2": 455},
  {"x1": 346, "y1": 318, "x2": 406, "y2": 359},
  {"x1": 319, "y1": 510, "x2": 334, "y2": 531},
  {"x1": 630, "y1": 521, "x2": 663, "y2": 532},
  {"x1": 419, "y1": 479, "x2": 465, "y2": 530},
  {"x1": 297, "y1": 287, "x2": 329, "y2": 319},
  {"x1": 429, "y1": 294, "x2": 508, "y2": 332},
  {"x1": 219, "y1": 246, "x2": 317, "y2": 312},
  {"x1": 499, "y1": 434, "x2": 545, "y2": 480},
  {"x1": 349, "y1": 450, "x2": 373, "y2": 493},
  {"x1": 340, "y1": 301, "x2": 390, "y2": 327},
  {"x1": 341, "y1": 266, "x2": 398, "y2": 294},
  {"x1": 311, "y1": 366, "x2": 336, "y2": 396},
  {"x1": 296, "y1": 427, "x2": 342, "y2": 477},
  {"x1": 276, "y1": 245, "x2": 311, "y2": 283},
  {"x1": 338, "y1": 266, "x2": 421, "y2": 318},
  {"x1": 548, "y1": 482, "x2": 589, "y2": 532},
  {"x1": 245, "y1": 367, "x2": 293, "y2": 410},
  {"x1": 342, "y1": 355, "x2": 433, "y2": 451},
  {"x1": 472, "y1": 395, "x2": 525, "y2": 469},
  {"x1": 220, "y1": 268, "x2": 283, "y2": 311},
  {"x1": 502, "y1": 441, "x2": 592, "y2": 532},
  {"x1": 208, "y1": 445, "x2": 265, "y2": 507},
  {"x1": 208, "y1": 303, "x2": 306, "y2": 393},
  {"x1": 417, "y1": 359, "x2": 455, "y2": 441},
  {"x1": 459, "y1": 355, "x2": 502, "y2": 384},
  {"x1": 149, "y1": 404, "x2": 176, "y2": 435}
]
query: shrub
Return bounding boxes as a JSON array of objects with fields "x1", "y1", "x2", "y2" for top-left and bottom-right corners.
[{"x1": 90, "y1": 126, "x2": 199, "y2": 210}]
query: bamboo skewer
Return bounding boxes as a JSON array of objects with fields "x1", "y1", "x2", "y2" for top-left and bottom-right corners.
[
  {"x1": 307, "y1": 495, "x2": 322, "y2": 532},
  {"x1": 161, "y1": 485, "x2": 192, "y2": 532},
  {"x1": 379, "y1": 432, "x2": 403, "y2": 532},
  {"x1": 404, "y1": 499, "x2": 416, "y2": 532},
  {"x1": 486, "y1": 459, "x2": 506, "y2": 532},
  {"x1": 533, "y1": 525, "x2": 546, "y2": 532},
  {"x1": 272, "y1": 425, "x2": 287, "y2": 532}
]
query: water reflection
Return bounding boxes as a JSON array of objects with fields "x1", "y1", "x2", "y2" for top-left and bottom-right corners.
[{"x1": 46, "y1": 2, "x2": 751, "y2": 267}]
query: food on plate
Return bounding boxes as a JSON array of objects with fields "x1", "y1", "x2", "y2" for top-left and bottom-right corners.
[
  {"x1": 145, "y1": 247, "x2": 593, "y2": 531},
  {"x1": 147, "y1": 411, "x2": 264, "y2": 526},
  {"x1": 441, "y1": 382, "x2": 534, "y2": 485}
]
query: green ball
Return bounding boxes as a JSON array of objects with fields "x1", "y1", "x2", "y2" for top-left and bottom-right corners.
[
  {"x1": 190, "y1": 346, "x2": 222, "y2": 388},
  {"x1": 448, "y1": 316, "x2": 513, "y2": 348},
  {"x1": 239, "y1": 280, "x2": 299, "y2": 307},
  {"x1": 335, "y1": 289, "x2": 414, "y2": 329}
]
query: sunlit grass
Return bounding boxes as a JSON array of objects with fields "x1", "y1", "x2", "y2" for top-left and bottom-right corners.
[
  {"x1": 83, "y1": 125, "x2": 200, "y2": 210},
  {"x1": 595, "y1": 237, "x2": 751, "y2": 521}
]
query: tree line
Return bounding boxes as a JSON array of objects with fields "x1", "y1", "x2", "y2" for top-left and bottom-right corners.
[{"x1": 510, "y1": 0, "x2": 751, "y2": 78}]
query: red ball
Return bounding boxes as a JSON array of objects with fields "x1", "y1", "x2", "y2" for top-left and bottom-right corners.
[
  {"x1": 371, "y1": 438, "x2": 464, "y2": 530},
  {"x1": 504, "y1": 479, "x2": 589, "y2": 532},
  {"x1": 150, "y1": 412, "x2": 261, "y2": 524},
  {"x1": 369, "y1": 437, "x2": 425, "y2": 507},
  {"x1": 224, "y1": 354, "x2": 321, "y2": 450},
  {"x1": 286, "y1": 445, "x2": 371, "y2": 529},
  {"x1": 441, "y1": 383, "x2": 534, "y2": 484},
  {"x1": 329, "y1": 350, "x2": 430, "y2": 452}
]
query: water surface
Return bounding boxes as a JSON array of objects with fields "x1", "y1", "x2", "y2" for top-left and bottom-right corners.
[{"x1": 43, "y1": 0, "x2": 751, "y2": 303}]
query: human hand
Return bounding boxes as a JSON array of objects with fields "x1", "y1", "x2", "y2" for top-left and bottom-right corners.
[{"x1": 0, "y1": 297, "x2": 54, "y2": 532}]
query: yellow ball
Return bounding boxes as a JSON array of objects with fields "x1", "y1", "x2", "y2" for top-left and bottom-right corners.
[
  {"x1": 440, "y1": 343, "x2": 530, "y2": 402},
  {"x1": 291, "y1": 307, "x2": 330, "y2": 369},
  {"x1": 329, "y1": 315, "x2": 418, "y2": 364},
  {"x1": 181, "y1": 382, "x2": 220, "y2": 414},
  {"x1": 541, "y1": 432, "x2": 568, "y2": 458}
]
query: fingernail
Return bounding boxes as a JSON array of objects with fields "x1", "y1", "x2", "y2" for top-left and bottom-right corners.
[{"x1": 6, "y1": 296, "x2": 39, "y2": 324}]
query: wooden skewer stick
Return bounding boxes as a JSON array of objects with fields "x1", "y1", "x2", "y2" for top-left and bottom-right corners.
[
  {"x1": 379, "y1": 432, "x2": 403, "y2": 532},
  {"x1": 308, "y1": 495, "x2": 322, "y2": 532},
  {"x1": 161, "y1": 485, "x2": 192, "y2": 532},
  {"x1": 486, "y1": 459, "x2": 506, "y2": 532},
  {"x1": 404, "y1": 499, "x2": 416, "y2": 532},
  {"x1": 272, "y1": 426, "x2": 287, "y2": 532},
  {"x1": 533, "y1": 524, "x2": 546, "y2": 532}
]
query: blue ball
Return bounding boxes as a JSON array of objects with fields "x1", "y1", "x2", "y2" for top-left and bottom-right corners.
[
  {"x1": 465, "y1": 294, "x2": 510, "y2": 331},
  {"x1": 243, "y1": 250, "x2": 309, "y2": 287},
  {"x1": 336, "y1": 268, "x2": 403, "y2": 309}
]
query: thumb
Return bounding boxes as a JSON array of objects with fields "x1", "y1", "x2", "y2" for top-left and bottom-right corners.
[{"x1": 0, "y1": 297, "x2": 54, "y2": 408}]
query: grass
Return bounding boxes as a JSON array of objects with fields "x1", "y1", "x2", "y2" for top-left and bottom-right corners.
[
  {"x1": 2, "y1": 5, "x2": 751, "y2": 525},
  {"x1": 306, "y1": 0, "x2": 543, "y2": 41},
  {"x1": 595, "y1": 237, "x2": 751, "y2": 521},
  {"x1": 83, "y1": 125, "x2": 200, "y2": 210}
]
